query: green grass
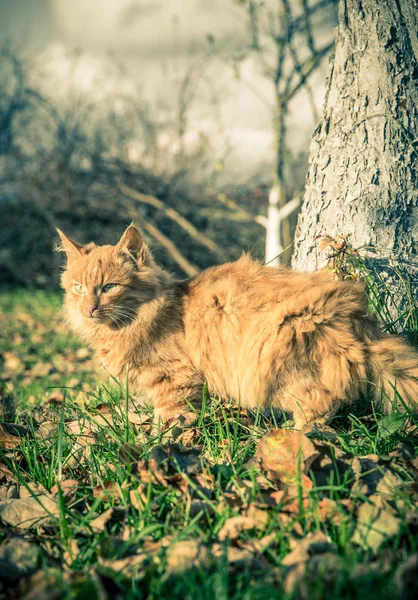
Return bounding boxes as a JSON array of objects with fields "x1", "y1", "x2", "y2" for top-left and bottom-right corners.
[{"x1": 1, "y1": 254, "x2": 418, "y2": 599}]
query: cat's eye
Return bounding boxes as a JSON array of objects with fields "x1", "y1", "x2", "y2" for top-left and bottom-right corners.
[
  {"x1": 73, "y1": 283, "x2": 85, "y2": 294},
  {"x1": 102, "y1": 283, "x2": 118, "y2": 293}
]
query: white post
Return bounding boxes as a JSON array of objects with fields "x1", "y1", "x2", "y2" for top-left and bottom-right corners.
[
  {"x1": 265, "y1": 185, "x2": 282, "y2": 267},
  {"x1": 260, "y1": 186, "x2": 301, "y2": 266}
]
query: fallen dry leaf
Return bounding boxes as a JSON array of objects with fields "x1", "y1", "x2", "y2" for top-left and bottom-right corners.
[
  {"x1": 395, "y1": 553, "x2": 418, "y2": 600},
  {"x1": 50, "y1": 479, "x2": 79, "y2": 498},
  {"x1": 165, "y1": 540, "x2": 211, "y2": 575},
  {"x1": 129, "y1": 485, "x2": 148, "y2": 511},
  {"x1": 218, "y1": 514, "x2": 267, "y2": 541},
  {"x1": 0, "y1": 496, "x2": 59, "y2": 528},
  {"x1": 351, "y1": 455, "x2": 404, "y2": 497},
  {"x1": 254, "y1": 429, "x2": 318, "y2": 490},
  {"x1": 0, "y1": 483, "x2": 19, "y2": 500},
  {"x1": 317, "y1": 498, "x2": 342, "y2": 525},
  {"x1": 0, "y1": 395, "x2": 16, "y2": 421},
  {"x1": 239, "y1": 532, "x2": 277, "y2": 554},
  {"x1": 89, "y1": 507, "x2": 114, "y2": 533},
  {"x1": 0, "y1": 423, "x2": 25, "y2": 449},
  {"x1": 0, "y1": 538, "x2": 41, "y2": 580},
  {"x1": 3, "y1": 351, "x2": 23, "y2": 372},
  {"x1": 133, "y1": 459, "x2": 169, "y2": 488},
  {"x1": 99, "y1": 552, "x2": 148, "y2": 577},
  {"x1": 352, "y1": 494, "x2": 401, "y2": 552},
  {"x1": 118, "y1": 442, "x2": 143, "y2": 463},
  {"x1": 284, "y1": 551, "x2": 342, "y2": 596},
  {"x1": 212, "y1": 543, "x2": 269, "y2": 571},
  {"x1": 62, "y1": 539, "x2": 79, "y2": 567},
  {"x1": 19, "y1": 483, "x2": 48, "y2": 499},
  {"x1": 150, "y1": 443, "x2": 203, "y2": 475},
  {"x1": 92, "y1": 480, "x2": 120, "y2": 500},
  {"x1": 282, "y1": 531, "x2": 334, "y2": 567}
]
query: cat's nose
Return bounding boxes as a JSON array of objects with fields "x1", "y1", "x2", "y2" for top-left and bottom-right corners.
[{"x1": 87, "y1": 305, "x2": 99, "y2": 316}]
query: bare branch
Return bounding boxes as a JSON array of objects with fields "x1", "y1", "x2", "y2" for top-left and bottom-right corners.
[
  {"x1": 118, "y1": 182, "x2": 229, "y2": 262},
  {"x1": 215, "y1": 192, "x2": 263, "y2": 224},
  {"x1": 135, "y1": 213, "x2": 198, "y2": 277},
  {"x1": 284, "y1": 41, "x2": 334, "y2": 103},
  {"x1": 286, "y1": 30, "x2": 320, "y2": 122},
  {"x1": 301, "y1": 0, "x2": 317, "y2": 54}
]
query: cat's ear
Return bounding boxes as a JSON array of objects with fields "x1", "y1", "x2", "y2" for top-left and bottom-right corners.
[
  {"x1": 116, "y1": 224, "x2": 145, "y2": 261},
  {"x1": 56, "y1": 229, "x2": 83, "y2": 260}
]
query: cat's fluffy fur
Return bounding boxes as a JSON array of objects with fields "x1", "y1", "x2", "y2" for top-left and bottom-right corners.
[{"x1": 57, "y1": 224, "x2": 418, "y2": 428}]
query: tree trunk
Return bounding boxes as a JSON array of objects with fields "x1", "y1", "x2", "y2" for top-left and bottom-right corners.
[
  {"x1": 266, "y1": 92, "x2": 293, "y2": 266},
  {"x1": 292, "y1": 0, "x2": 418, "y2": 286}
]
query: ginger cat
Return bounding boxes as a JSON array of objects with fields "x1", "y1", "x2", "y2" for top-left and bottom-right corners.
[{"x1": 57, "y1": 224, "x2": 418, "y2": 429}]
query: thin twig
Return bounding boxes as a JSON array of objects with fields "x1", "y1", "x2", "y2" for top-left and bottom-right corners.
[
  {"x1": 135, "y1": 213, "x2": 198, "y2": 277},
  {"x1": 119, "y1": 182, "x2": 229, "y2": 261}
]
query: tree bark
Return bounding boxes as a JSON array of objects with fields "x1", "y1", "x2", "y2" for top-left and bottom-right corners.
[{"x1": 292, "y1": 0, "x2": 418, "y2": 286}]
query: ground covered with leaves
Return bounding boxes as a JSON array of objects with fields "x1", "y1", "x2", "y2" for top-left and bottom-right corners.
[{"x1": 1, "y1": 289, "x2": 418, "y2": 599}]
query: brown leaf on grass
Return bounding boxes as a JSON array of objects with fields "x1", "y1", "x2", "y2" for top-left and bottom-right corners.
[
  {"x1": 118, "y1": 442, "x2": 143, "y2": 464},
  {"x1": 173, "y1": 426, "x2": 201, "y2": 446},
  {"x1": 212, "y1": 543, "x2": 270, "y2": 571},
  {"x1": 318, "y1": 498, "x2": 342, "y2": 525},
  {"x1": 27, "y1": 363, "x2": 53, "y2": 378},
  {"x1": 0, "y1": 462, "x2": 18, "y2": 483},
  {"x1": 143, "y1": 535, "x2": 173, "y2": 553},
  {"x1": 0, "y1": 423, "x2": 26, "y2": 449},
  {"x1": 245, "y1": 504, "x2": 269, "y2": 527},
  {"x1": 0, "y1": 395, "x2": 16, "y2": 421},
  {"x1": 165, "y1": 540, "x2": 212, "y2": 576},
  {"x1": 129, "y1": 485, "x2": 148, "y2": 511},
  {"x1": 307, "y1": 443, "x2": 353, "y2": 489},
  {"x1": 2, "y1": 351, "x2": 24, "y2": 373},
  {"x1": 281, "y1": 532, "x2": 339, "y2": 594},
  {"x1": 133, "y1": 459, "x2": 169, "y2": 488},
  {"x1": 284, "y1": 551, "x2": 342, "y2": 597},
  {"x1": 395, "y1": 553, "x2": 418, "y2": 600},
  {"x1": 16, "y1": 569, "x2": 74, "y2": 600},
  {"x1": 62, "y1": 539, "x2": 79, "y2": 568},
  {"x1": 19, "y1": 483, "x2": 48, "y2": 499},
  {"x1": 46, "y1": 393, "x2": 65, "y2": 405},
  {"x1": 282, "y1": 531, "x2": 335, "y2": 567},
  {"x1": 89, "y1": 507, "x2": 114, "y2": 533},
  {"x1": 188, "y1": 498, "x2": 215, "y2": 519},
  {"x1": 0, "y1": 483, "x2": 19, "y2": 500},
  {"x1": 65, "y1": 419, "x2": 95, "y2": 439},
  {"x1": 238, "y1": 532, "x2": 277, "y2": 554},
  {"x1": 352, "y1": 494, "x2": 401, "y2": 552},
  {"x1": 92, "y1": 481, "x2": 120, "y2": 500},
  {"x1": 150, "y1": 443, "x2": 203, "y2": 475},
  {"x1": 75, "y1": 348, "x2": 90, "y2": 361},
  {"x1": 99, "y1": 552, "x2": 148, "y2": 577},
  {"x1": 217, "y1": 490, "x2": 245, "y2": 511},
  {"x1": 0, "y1": 496, "x2": 59, "y2": 529},
  {"x1": 254, "y1": 429, "x2": 318, "y2": 491},
  {"x1": 218, "y1": 514, "x2": 267, "y2": 541},
  {"x1": 351, "y1": 455, "x2": 404, "y2": 497},
  {"x1": 50, "y1": 479, "x2": 79, "y2": 498},
  {"x1": 0, "y1": 538, "x2": 41, "y2": 581}
]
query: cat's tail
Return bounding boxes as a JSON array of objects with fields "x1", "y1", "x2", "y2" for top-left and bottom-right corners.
[{"x1": 367, "y1": 335, "x2": 418, "y2": 413}]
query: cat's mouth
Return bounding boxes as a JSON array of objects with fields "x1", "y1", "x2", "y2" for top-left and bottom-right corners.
[{"x1": 82, "y1": 310, "x2": 103, "y2": 321}]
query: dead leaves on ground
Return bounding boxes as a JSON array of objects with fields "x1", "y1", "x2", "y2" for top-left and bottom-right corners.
[
  {"x1": 0, "y1": 306, "x2": 96, "y2": 394},
  {"x1": 0, "y1": 395, "x2": 417, "y2": 597}
]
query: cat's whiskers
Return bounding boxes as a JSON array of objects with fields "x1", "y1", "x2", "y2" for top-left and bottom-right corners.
[{"x1": 100, "y1": 306, "x2": 135, "y2": 329}]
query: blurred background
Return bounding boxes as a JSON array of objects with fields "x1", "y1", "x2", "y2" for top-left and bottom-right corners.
[{"x1": 0, "y1": 0, "x2": 338, "y2": 288}]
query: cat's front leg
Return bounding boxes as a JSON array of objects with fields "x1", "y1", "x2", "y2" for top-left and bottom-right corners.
[
  {"x1": 153, "y1": 405, "x2": 199, "y2": 428},
  {"x1": 150, "y1": 378, "x2": 204, "y2": 430}
]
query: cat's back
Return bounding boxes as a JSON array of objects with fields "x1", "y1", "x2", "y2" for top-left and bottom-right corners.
[{"x1": 183, "y1": 254, "x2": 368, "y2": 330}]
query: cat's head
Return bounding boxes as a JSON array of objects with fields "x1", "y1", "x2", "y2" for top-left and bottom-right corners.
[{"x1": 57, "y1": 224, "x2": 166, "y2": 334}]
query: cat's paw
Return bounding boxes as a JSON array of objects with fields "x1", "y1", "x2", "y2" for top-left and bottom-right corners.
[{"x1": 151, "y1": 409, "x2": 199, "y2": 439}]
